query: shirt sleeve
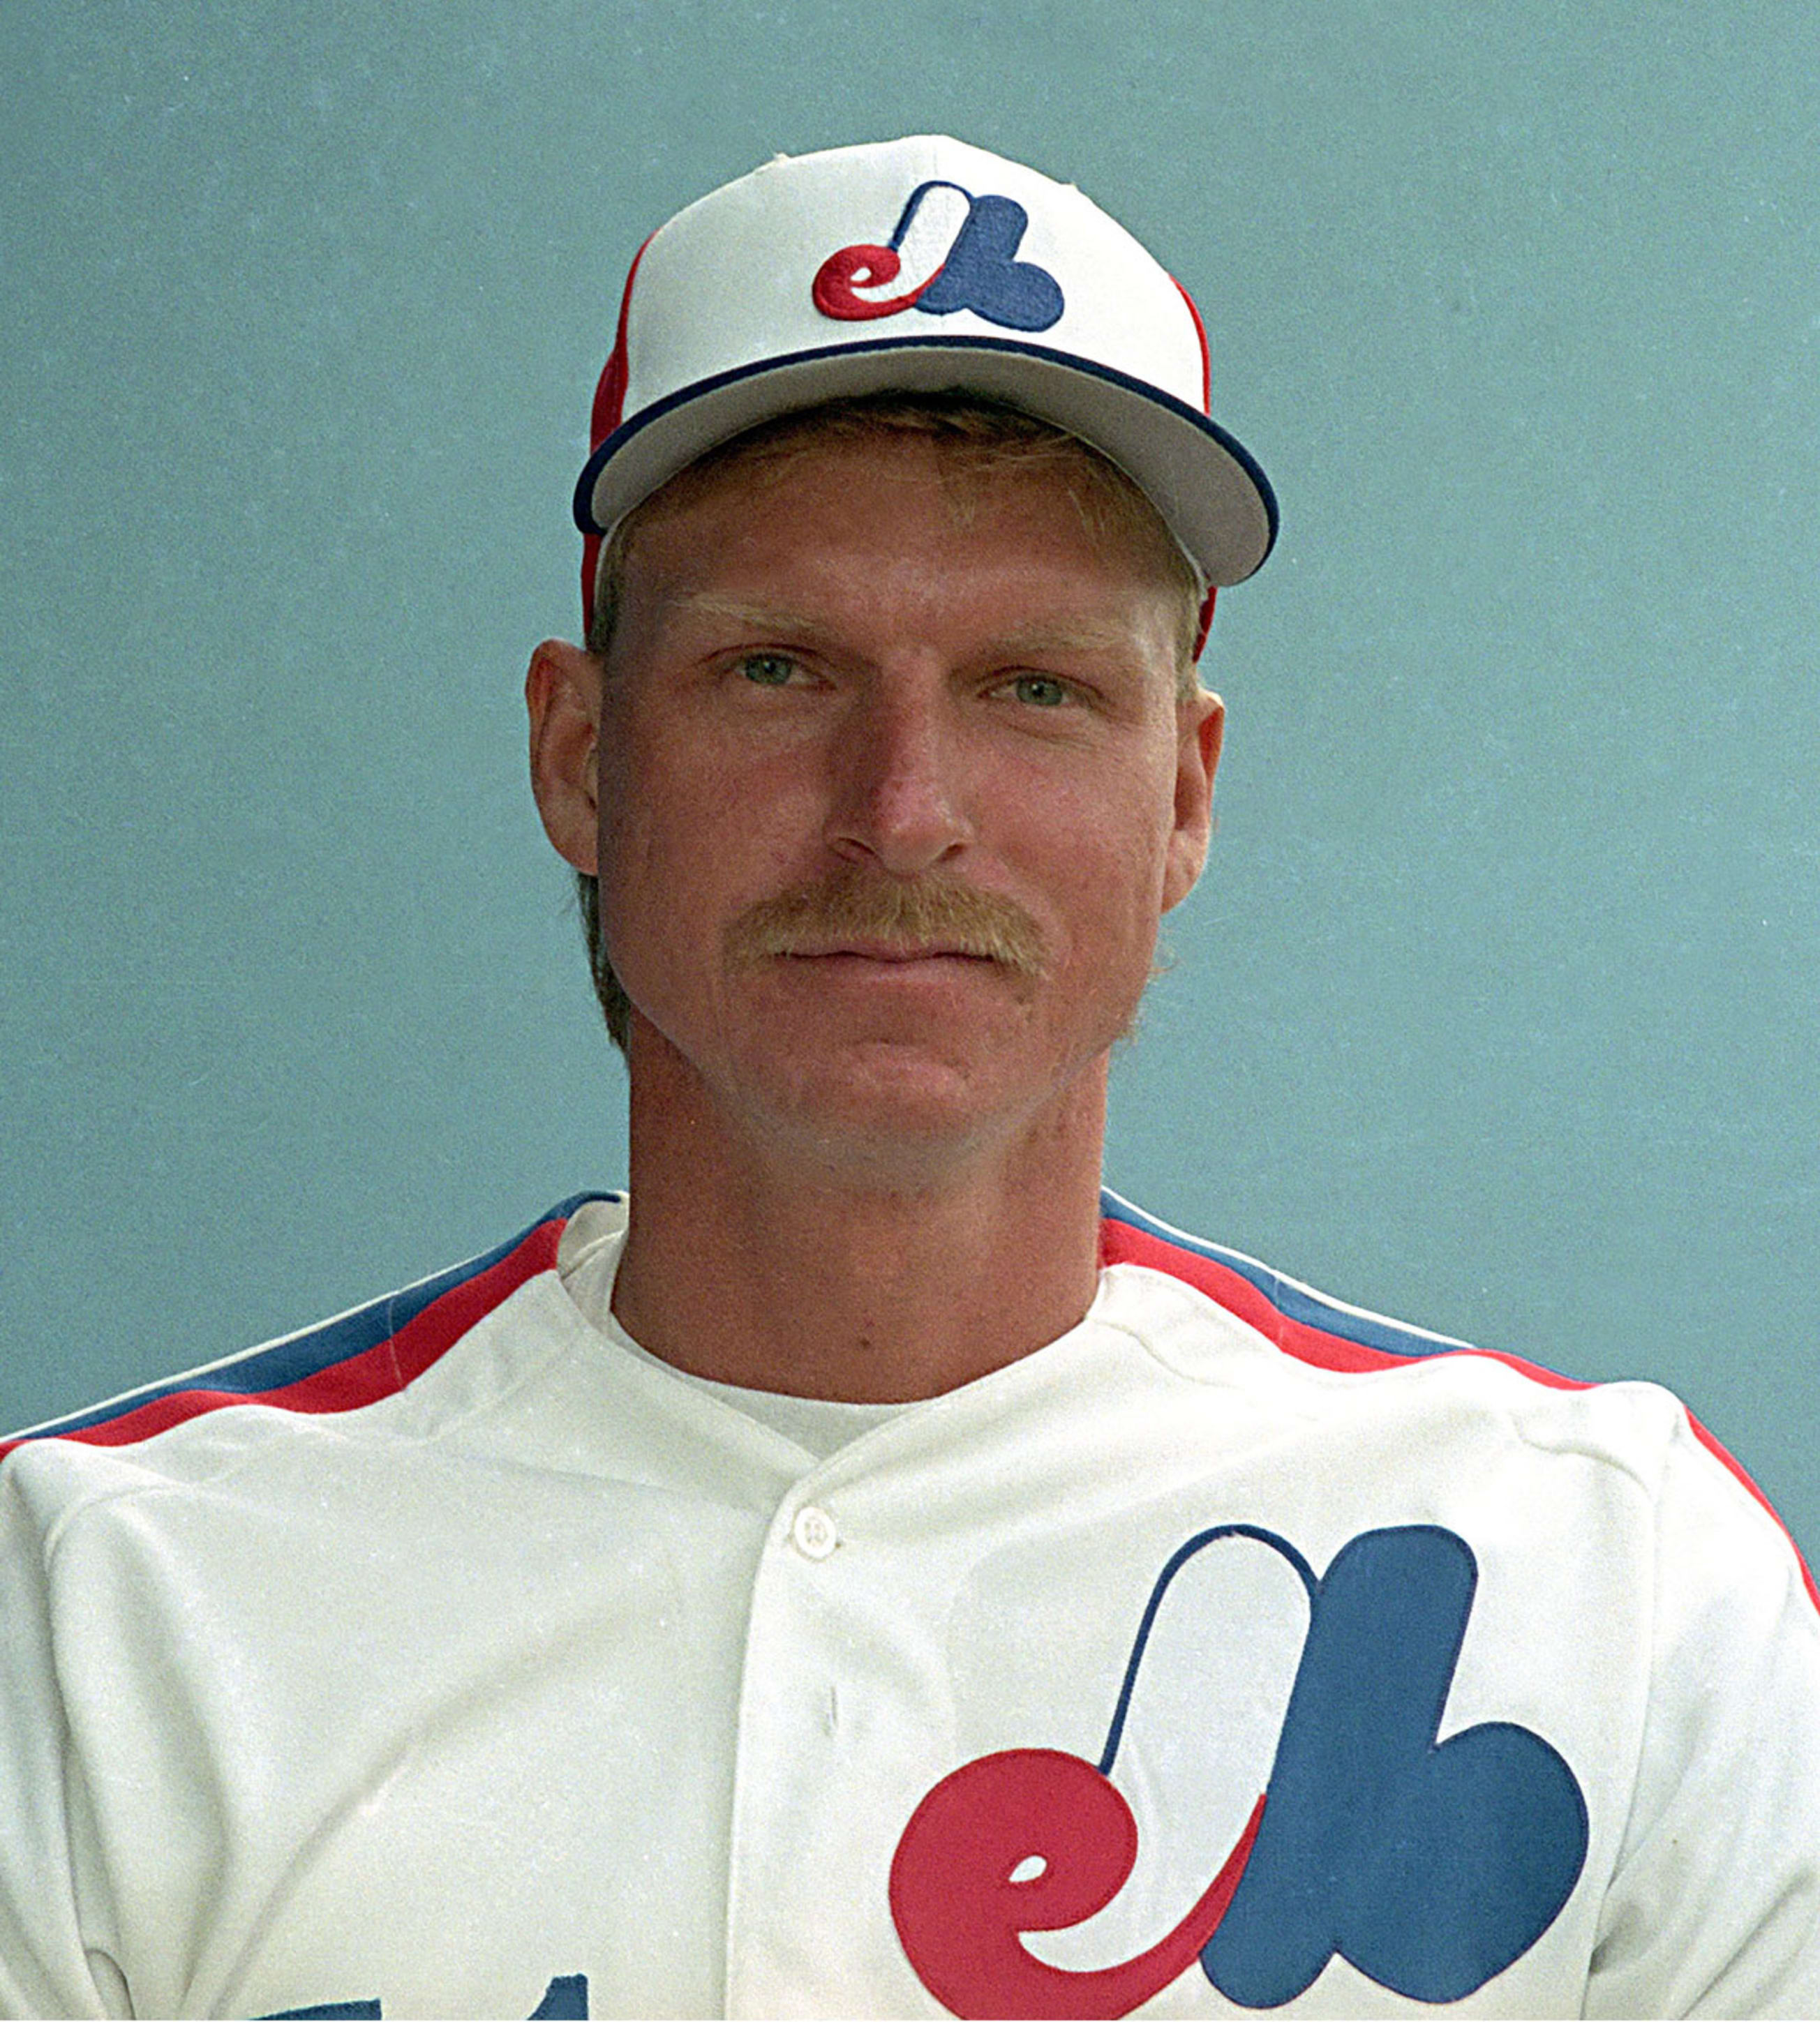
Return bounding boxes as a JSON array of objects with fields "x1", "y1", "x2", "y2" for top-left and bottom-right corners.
[
  {"x1": 1586, "y1": 1408, "x2": 1820, "y2": 2019},
  {"x1": 0, "y1": 1452, "x2": 127, "y2": 2019}
]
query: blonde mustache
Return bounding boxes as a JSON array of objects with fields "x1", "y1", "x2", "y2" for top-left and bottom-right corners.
[{"x1": 724, "y1": 867, "x2": 1047, "y2": 978}]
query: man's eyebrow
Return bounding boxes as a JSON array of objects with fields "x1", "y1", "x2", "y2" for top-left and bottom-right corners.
[
  {"x1": 663, "y1": 591, "x2": 828, "y2": 635},
  {"x1": 991, "y1": 619, "x2": 1154, "y2": 659},
  {"x1": 663, "y1": 596, "x2": 1150, "y2": 661}
]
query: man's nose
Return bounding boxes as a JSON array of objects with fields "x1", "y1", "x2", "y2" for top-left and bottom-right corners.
[{"x1": 825, "y1": 680, "x2": 974, "y2": 876}]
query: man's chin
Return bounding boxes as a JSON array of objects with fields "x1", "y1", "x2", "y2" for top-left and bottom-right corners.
[
  {"x1": 622, "y1": 982, "x2": 1116, "y2": 1184},
  {"x1": 699, "y1": 1037, "x2": 1003, "y2": 1171},
  {"x1": 732, "y1": 1026, "x2": 1118, "y2": 1188},
  {"x1": 766, "y1": 1042, "x2": 1003, "y2": 1139}
]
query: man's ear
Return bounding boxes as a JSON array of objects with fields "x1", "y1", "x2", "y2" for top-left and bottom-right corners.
[
  {"x1": 1162, "y1": 689, "x2": 1224, "y2": 913},
  {"x1": 525, "y1": 640, "x2": 604, "y2": 876}
]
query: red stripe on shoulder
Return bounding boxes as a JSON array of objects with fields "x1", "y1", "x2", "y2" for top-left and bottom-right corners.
[
  {"x1": 1103, "y1": 1213, "x2": 1820, "y2": 1616},
  {"x1": 1103, "y1": 1216, "x2": 1593, "y2": 1394},
  {"x1": 260, "y1": 1213, "x2": 565, "y2": 1418},
  {"x1": 1101, "y1": 1217, "x2": 1401, "y2": 1372},
  {"x1": 3, "y1": 1215, "x2": 565, "y2": 1459}
]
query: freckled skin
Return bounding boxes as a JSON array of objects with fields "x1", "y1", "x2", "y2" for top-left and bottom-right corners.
[{"x1": 525, "y1": 436, "x2": 1223, "y2": 1398}]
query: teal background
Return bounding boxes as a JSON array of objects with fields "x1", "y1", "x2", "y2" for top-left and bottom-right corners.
[{"x1": 3, "y1": 4, "x2": 1816, "y2": 1560}]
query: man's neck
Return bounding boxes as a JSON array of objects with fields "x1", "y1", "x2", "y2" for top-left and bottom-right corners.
[{"x1": 608, "y1": 1044, "x2": 1109, "y2": 1403}]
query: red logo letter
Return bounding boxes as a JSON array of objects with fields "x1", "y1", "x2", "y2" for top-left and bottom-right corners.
[
  {"x1": 811, "y1": 241, "x2": 939, "y2": 320},
  {"x1": 889, "y1": 1748, "x2": 1262, "y2": 2021}
]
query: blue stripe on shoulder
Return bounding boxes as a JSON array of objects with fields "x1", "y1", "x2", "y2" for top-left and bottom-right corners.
[
  {"x1": 1099, "y1": 1188, "x2": 1473, "y2": 1362},
  {"x1": 15, "y1": 1193, "x2": 618, "y2": 1444}
]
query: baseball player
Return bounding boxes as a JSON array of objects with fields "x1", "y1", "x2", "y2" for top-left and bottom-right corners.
[{"x1": 1, "y1": 137, "x2": 1815, "y2": 2019}]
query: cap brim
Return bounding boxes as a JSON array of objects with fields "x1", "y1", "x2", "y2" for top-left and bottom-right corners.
[{"x1": 573, "y1": 334, "x2": 1278, "y2": 588}]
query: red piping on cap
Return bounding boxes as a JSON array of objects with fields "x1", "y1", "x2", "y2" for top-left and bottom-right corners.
[
  {"x1": 1171, "y1": 278, "x2": 1216, "y2": 658},
  {"x1": 581, "y1": 232, "x2": 655, "y2": 629},
  {"x1": 1170, "y1": 276, "x2": 1212, "y2": 413}
]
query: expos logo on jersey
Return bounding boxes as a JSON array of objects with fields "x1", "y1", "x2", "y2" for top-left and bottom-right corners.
[
  {"x1": 812, "y1": 179, "x2": 1066, "y2": 331},
  {"x1": 890, "y1": 1522, "x2": 1590, "y2": 2019}
]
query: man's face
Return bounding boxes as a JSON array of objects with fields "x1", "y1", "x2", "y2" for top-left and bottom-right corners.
[{"x1": 582, "y1": 435, "x2": 1222, "y2": 1182}]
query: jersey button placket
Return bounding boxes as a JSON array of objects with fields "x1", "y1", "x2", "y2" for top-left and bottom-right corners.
[{"x1": 725, "y1": 1492, "x2": 862, "y2": 2011}]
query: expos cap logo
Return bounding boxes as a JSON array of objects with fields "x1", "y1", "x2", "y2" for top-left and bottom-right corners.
[{"x1": 812, "y1": 180, "x2": 1066, "y2": 331}]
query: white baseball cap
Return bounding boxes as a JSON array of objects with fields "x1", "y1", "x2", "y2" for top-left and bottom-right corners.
[{"x1": 572, "y1": 135, "x2": 1277, "y2": 625}]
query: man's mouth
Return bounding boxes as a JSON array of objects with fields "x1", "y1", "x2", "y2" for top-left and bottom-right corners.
[{"x1": 783, "y1": 939, "x2": 992, "y2": 963}]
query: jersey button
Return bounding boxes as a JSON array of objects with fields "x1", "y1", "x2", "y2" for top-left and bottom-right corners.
[{"x1": 791, "y1": 1504, "x2": 839, "y2": 1560}]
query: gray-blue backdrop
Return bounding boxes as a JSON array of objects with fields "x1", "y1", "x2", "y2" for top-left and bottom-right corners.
[{"x1": 3, "y1": 2, "x2": 1816, "y2": 1561}]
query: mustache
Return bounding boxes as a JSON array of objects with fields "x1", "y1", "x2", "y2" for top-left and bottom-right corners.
[{"x1": 724, "y1": 867, "x2": 1047, "y2": 978}]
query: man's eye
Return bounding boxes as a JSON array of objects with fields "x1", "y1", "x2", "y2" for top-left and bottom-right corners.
[
  {"x1": 1010, "y1": 674, "x2": 1070, "y2": 707},
  {"x1": 740, "y1": 653, "x2": 800, "y2": 687}
]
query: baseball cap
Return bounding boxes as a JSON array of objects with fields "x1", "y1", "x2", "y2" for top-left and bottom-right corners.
[{"x1": 572, "y1": 135, "x2": 1277, "y2": 627}]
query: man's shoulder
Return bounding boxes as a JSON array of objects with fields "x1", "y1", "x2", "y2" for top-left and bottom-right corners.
[
  {"x1": 1100, "y1": 1188, "x2": 1819, "y2": 1614},
  {"x1": 1099, "y1": 1188, "x2": 1479, "y2": 1370},
  {"x1": 0, "y1": 1193, "x2": 620, "y2": 1497},
  {"x1": 1105, "y1": 1185, "x2": 1667, "y2": 1418}
]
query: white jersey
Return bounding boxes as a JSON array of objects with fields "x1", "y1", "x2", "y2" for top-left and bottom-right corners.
[{"x1": 1, "y1": 1192, "x2": 1814, "y2": 2019}]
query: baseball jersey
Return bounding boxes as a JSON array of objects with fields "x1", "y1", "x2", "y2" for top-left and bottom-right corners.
[{"x1": 1, "y1": 1190, "x2": 1814, "y2": 2019}]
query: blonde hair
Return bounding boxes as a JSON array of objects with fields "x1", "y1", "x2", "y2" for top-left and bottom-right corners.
[{"x1": 576, "y1": 393, "x2": 1205, "y2": 1052}]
